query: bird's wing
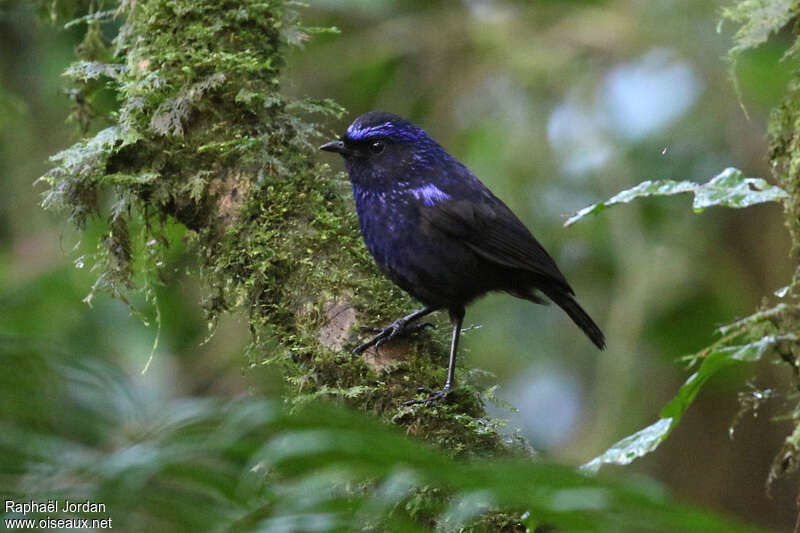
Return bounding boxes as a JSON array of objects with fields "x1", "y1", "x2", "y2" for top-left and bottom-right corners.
[{"x1": 419, "y1": 196, "x2": 574, "y2": 294}]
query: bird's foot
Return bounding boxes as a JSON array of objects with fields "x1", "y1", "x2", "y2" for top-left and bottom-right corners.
[
  {"x1": 352, "y1": 320, "x2": 435, "y2": 354},
  {"x1": 402, "y1": 386, "x2": 450, "y2": 406}
]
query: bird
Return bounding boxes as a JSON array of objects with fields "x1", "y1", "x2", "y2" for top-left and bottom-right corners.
[{"x1": 320, "y1": 111, "x2": 605, "y2": 405}]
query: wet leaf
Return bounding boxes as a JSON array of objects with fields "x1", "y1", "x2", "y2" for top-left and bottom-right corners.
[
  {"x1": 583, "y1": 334, "x2": 796, "y2": 473},
  {"x1": 565, "y1": 168, "x2": 787, "y2": 226},
  {"x1": 582, "y1": 418, "x2": 673, "y2": 473}
]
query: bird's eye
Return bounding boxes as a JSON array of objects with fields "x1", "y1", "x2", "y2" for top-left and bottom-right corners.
[{"x1": 368, "y1": 140, "x2": 386, "y2": 155}]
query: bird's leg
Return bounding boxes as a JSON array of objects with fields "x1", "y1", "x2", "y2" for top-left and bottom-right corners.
[
  {"x1": 352, "y1": 306, "x2": 439, "y2": 355},
  {"x1": 404, "y1": 308, "x2": 464, "y2": 406}
]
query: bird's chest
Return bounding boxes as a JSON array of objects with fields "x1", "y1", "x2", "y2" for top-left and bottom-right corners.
[{"x1": 352, "y1": 188, "x2": 417, "y2": 267}]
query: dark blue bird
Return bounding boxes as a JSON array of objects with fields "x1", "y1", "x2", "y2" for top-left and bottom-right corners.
[{"x1": 321, "y1": 111, "x2": 605, "y2": 404}]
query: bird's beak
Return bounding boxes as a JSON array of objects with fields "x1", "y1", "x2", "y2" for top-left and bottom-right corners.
[{"x1": 319, "y1": 139, "x2": 351, "y2": 156}]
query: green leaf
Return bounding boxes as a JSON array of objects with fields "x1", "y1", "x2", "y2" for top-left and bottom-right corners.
[
  {"x1": 581, "y1": 418, "x2": 674, "y2": 473},
  {"x1": 0, "y1": 338, "x2": 774, "y2": 533},
  {"x1": 583, "y1": 334, "x2": 795, "y2": 474},
  {"x1": 565, "y1": 168, "x2": 787, "y2": 226}
]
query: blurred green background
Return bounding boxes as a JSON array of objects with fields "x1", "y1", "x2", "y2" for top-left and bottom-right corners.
[{"x1": 1, "y1": 0, "x2": 797, "y2": 530}]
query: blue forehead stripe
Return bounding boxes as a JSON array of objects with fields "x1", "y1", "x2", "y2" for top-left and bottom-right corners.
[{"x1": 346, "y1": 121, "x2": 421, "y2": 142}]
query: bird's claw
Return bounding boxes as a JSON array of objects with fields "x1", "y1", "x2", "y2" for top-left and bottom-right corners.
[
  {"x1": 402, "y1": 388, "x2": 450, "y2": 406},
  {"x1": 407, "y1": 321, "x2": 435, "y2": 333},
  {"x1": 352, "y1": 319, "x2": 434, "y2": 354}
]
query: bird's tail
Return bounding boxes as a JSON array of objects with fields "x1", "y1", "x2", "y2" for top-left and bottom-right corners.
[{"x1": 541, "y1": 288, "x2": 606, "y2": 350}]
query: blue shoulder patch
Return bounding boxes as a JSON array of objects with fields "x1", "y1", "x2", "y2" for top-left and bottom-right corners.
[{"x1": 411, "y1": 183, "x2": 450, "y2": 206}]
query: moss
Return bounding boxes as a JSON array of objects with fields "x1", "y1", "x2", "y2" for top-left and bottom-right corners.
[
  {"x1": 723, "y1": 0, "x2": 800, "y2": 488},
  {"x1": 770, "y1": 83, "x2": 800, "y2": 255}
]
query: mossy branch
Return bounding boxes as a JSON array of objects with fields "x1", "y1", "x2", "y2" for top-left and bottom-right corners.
[
  {"x1": 710, "y1": 0, "x2": 800, "y2": 488},
  {"x1": 39, "y1": 0, "x2": 517, "y2": 459}
]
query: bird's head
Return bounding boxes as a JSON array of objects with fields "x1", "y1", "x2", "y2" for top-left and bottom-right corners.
[{"x1": 320, "y1": 111, "x2": 443, "y2": 186}]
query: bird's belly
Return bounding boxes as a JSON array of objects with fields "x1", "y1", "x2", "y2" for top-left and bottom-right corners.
[{"x1": 360, "y1": 215, "x2": 495, "y2": 308}]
